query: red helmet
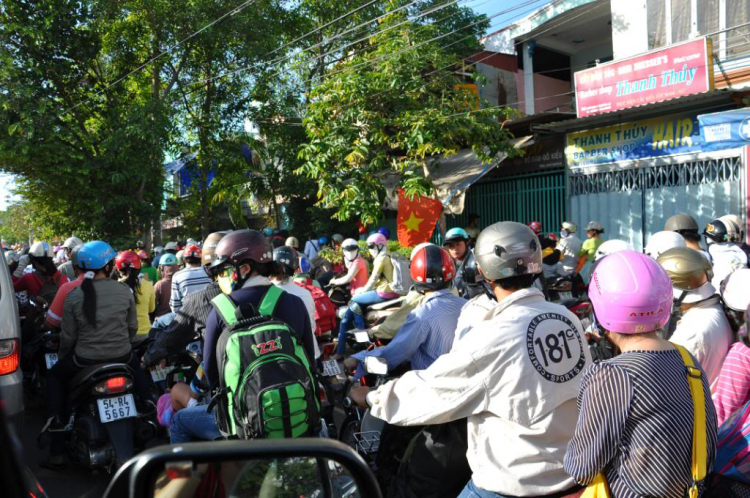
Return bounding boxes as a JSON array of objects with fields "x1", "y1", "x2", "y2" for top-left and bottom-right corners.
[
  {"x1": 137, "y1": 249, "x2": 150, "y2": 260},
  {"x1": 527, "y1": 221, "x2": 542, "y2": 235},
  {"x1": 115, "y1": 250, "x2": 141, "y2": 271},
  {"x1": 547, "y1": 233, "x2": 558, "y2": 242},
  {"x1": 410, "y1": 244, "x2": 455, "y2": 291},
  {"x1": 183, "y1": 244, "x2": 202, "y2": 259}
]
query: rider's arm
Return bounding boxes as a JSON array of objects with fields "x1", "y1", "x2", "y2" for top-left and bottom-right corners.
[
  {"x1": 360, "y1": 256, "x2": 384, "y2": 293},
  {"x1": 203, "y1": 308, "x2": 222, "y2": 386},
  {"x1": 330, "y1": 260, "x2": 361, "y2": 286},
  {"x1": 46, "y1": 284, "x2": 68, "y2": 328},
  {"x1": 12, "y1": 273, "x2": 32, "y2": 292},
  {"x1": 59, "y1": 293, "x2": 79, "y2": 359},
  {"x1": 126, "y1": 294, "x2": 138, "y2": 339},
  {"x1": 169, "y1": 276, "x2": 182, "y2": 312},
  {"x1": 563, "y1": 363, "x2": 632, "y2": 486},
  {"x1": 353, "y1": 309, "x2": 426, "y2": 377},
  {"x1": 366, "y1": 346, "x2": 489, "y2": 426}
]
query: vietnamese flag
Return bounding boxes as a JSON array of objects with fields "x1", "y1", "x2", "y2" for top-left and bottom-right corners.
[{"x1": 397, "y1": 189, "x2": 443, "y2": 247}]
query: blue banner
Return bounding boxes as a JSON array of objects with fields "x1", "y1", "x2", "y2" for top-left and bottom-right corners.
[{"x1": 698, "y1": 108, "x2": 750, "y2": 151}]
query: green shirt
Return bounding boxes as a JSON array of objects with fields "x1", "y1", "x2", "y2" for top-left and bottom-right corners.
[
  {"x1": 579, "y1": 238, "x2": 604, "y2": 261},
  {"x1": 140, "y1": 266, "x2": 159, "y2": 283}
]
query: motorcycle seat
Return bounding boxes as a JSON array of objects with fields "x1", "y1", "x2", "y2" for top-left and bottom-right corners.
[
  {"x1": 68, "y1": 363, "x2": 132, "y2": 391},
  {"x1": 369, "y1": 297, "x2": 405, "y2": 311}
]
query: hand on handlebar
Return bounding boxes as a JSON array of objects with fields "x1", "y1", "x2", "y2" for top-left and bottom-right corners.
[
  {"x1": 349, "y1": 385, "x2": 370, "y2": 409},
  {"x1": 344, "y1": 357, "x2": 359, "y2": 372}
]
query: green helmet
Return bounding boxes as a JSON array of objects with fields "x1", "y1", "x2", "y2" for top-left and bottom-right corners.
[{"x1": 159, "y1": 253, "x2": 179, "y2": 266}]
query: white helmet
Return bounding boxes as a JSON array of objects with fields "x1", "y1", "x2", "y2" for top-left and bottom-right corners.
[
  {"x1": 29, "y1": 241, "x2": 54, "y2": 258},
  {"x1": 645, "y1": 231, "x2": 686, "y2": 260},
  {"x1": 63, "y1": 236, "x2": 83, "y2": 249},
  {"x1": 586, "y1": 221, "x2": 604, "y2": 232},
  {"x1": 342, "y1": 238, "x2": 360, "y2": 263},
  {"x1": 594, "y1": 239, "x2": 634, "y2": 261},
  {"x1": 719, "y1": 215, "x2": 743, "y2": 243},
  {"x1": 561, "y1": 221, "x2": 578, "y2": 234},
  {"x1": 721, "y1": 268, "x2": 750, "y2": 312}
]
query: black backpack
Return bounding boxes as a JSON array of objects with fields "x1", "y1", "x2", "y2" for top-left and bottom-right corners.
[
  {"x1": 37, "y1": 273, "x2": 62, "y2": 306},
  {"x1": 209, "y1": 286, "x2": 320, "y2": 439}
]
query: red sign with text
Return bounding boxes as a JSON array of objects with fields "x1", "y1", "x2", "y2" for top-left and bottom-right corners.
[{"x1": 574, "y1": 38, "x2": 714, "y2": 118}]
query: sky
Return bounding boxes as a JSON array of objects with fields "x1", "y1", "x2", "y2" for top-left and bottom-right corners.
[
  {"x1": 0, "y1": 0, "x2": 550, "y2": 212},
  {"x1": 472, "y1": 0, "x2": 551, "y2": 34}
]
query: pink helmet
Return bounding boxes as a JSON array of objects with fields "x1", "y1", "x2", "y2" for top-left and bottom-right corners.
[
  {"x1": 366, "y1": 232, "x2": 387, "y2": 248},
  {"x1": 589, "y1": 250, "x2": 673, "y2": 334}
]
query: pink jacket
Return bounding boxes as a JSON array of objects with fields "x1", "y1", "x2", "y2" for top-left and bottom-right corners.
[{"x1": 713, "y1": 341, "x2": 750, "y2": 426}]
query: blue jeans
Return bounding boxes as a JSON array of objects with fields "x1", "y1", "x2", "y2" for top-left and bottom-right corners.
[
  {"x1": 169, "y1": 404, "x2": 222, "y2": 444},
  {"x1": 458, "y1": 480, "x2": 510, "y2": 498},
  {"x1": 336, "y1": 291, "x2": 388, "y2": 355}
]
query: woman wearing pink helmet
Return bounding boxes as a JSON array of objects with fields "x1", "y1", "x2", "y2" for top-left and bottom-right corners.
[
  {"x1": 334, "y1": 232, "x2": 398, "y2": 359},
  {"x1": 564, "y1": 251, "x2": 717, "y2": 497}
]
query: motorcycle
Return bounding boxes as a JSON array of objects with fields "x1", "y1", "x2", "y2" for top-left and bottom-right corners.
[
  {"x1": 48, "y1": 360, "x2": 157, "y2": 472},
  {"x1": 23, "y1": 329, "x2": 61, "y2": 399}
]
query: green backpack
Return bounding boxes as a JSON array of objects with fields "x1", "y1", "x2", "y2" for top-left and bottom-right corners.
[{"x1": 210, "y1": 286, "x2": 320, "y2": 439}]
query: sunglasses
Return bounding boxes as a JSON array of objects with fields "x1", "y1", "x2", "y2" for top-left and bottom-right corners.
[{"x1": 367, "y1": 243, "x2": 378, "y2": 249}]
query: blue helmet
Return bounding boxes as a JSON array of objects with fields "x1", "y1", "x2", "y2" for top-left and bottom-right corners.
[
  {"x1": 78, "y1": 241, "x2": 117, "y2": 270},
  {"x1": 298, "y1": 256, "x2": 312, "y2": 274},
  {"x1": 262, "y1": 227, "x2": 274, "y2": 237},
  {"x1": 318, "y1": 236, "x2": 329, "y2": 245},
  {"x1": 444, "y1": 227, "x2": 470, "y2": 245},
  {"x1": 378, "y1": 227, "x2": 391, "y2": 239}
]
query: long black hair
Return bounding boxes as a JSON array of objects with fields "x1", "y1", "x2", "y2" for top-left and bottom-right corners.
[
  {"x1": 33, "y1": 256, "x2": 58, "y2": 277},
  {"x1": 122, "y1": 267, "x2": 141, "y2": 305},
  {"x1": 81, "y1": 261, "x2": 115, "y2": 326}
]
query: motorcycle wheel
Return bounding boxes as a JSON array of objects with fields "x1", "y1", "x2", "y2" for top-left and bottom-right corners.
[{"x1": 338, "y1": 417, "x2": 361, "y2": 450}]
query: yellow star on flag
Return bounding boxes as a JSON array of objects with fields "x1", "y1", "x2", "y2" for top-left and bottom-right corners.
[{"x1": 404, "y1": 212, "x2": 424, "y2": 232}]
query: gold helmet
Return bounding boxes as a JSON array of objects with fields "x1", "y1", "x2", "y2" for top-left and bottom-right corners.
[
  {"x1": 657, "y1": 247, "x2": 713, "y2": 291},
  {"x1": 202, "y1": 231, "x2": 228, "y2": 266}
]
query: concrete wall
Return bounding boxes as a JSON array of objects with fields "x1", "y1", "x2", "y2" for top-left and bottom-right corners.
[
  {"x1": 475, "y1": 62, "x2": 521, "y2": 109},
  {"x1": 569, "y1": 42, "x2": 614, "y2": 75},
  {"x1": 611, "y1": 0, "x2": 649, "y2": 59}
]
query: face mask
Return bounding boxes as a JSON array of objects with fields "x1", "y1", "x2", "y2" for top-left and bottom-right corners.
[
  {"x1": 344, "y1": 249, "x2": 359, "y2": 262},
  {"x1": 561, "y1": 230, "x2": 570, "y2": 238},
  {"x1": 368, "y1": 247, "x2": 381, "y2": 259}
]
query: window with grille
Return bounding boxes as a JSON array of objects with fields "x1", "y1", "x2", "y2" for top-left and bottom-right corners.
[{"x1": 570, "y1": 157, "x2": 741, "y2": 195}]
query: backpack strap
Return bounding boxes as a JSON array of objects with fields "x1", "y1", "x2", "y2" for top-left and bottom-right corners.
[
  {"x1": 211, "y1": 294, "x2": 239, "y2": 326},
  {"x1": 673, "y1": 343, "x2": 708, "y2": 497},
  {"x1": 259, "y1": 285, "x2": 284, "y2": 317}
]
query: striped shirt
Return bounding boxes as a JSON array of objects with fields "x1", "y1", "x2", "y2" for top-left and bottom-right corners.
[
  {"x1": 713, "y1": 341, "x2": 750, "y2": 426},
  {"x1": 169, "y1": 266, "x2": 211, "y2": 312},
  {"x1": 143, "y1": 282, "x2": 221, "y2": 366},
  {"x1": 353, "y1": 289, "x2": 465, "y2": 377},
  {"x1": 564, "y1": 349, "x2": 718, "y2": 498}
]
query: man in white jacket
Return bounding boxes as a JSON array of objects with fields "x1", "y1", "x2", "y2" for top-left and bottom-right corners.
[
  {"x1": 556, "y1": 221, "x2": 583, "y2": 276},
  {"x1": 351, "y1": 222, "x2": 592, "y2": 497},
  {"x1": 657, "y1": 247, "x2": 732, "y2": 391}
]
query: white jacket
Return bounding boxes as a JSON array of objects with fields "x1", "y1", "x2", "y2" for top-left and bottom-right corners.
[
  {"x1": 671, "y1": 296, "x2": 732, "y2": 392},
  {"x1": 454, "y1": 293, "x2": 495, "y2": 342},
  {"x1": 709, "y1": 243, "x2": 747, "y2": 289},
  {"x1": 367, "y1": 288, "x2": 592, "y2": 496},
  {"x1": 272, "y1": 279, "x2": 320, "y2": 359},
  {"x1": 556, "y1": 235, "x2": 582, "y2": 275}
]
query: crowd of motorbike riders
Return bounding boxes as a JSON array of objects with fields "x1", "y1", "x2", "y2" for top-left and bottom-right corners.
[{"x1": 3, "y1": 210, "x2": 750, "y2": 498}]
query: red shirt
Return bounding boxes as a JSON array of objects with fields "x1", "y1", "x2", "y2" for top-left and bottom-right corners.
[
  {"x1": 13, "y1": 271, "x2": 69, "y2": 298},
  {"x1": 45, "y1": 274, "x2": 85, "y2": 328}
]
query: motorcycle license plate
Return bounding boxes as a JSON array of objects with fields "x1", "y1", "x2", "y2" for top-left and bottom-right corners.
[
  {"x1": 97, "y1": 394, "x2": 137, "y2": 424},
  {"x1": 45, "y1": 353, "x2": 59, "y2": 370},
  {"x1": 149, "y1": 365, "x2": 174, "y2": 382},
  {"x1": 321, "y1": 360, "x2": 342, "y2": 377},
  {"x1": 354, "y1": 331, "x2": 370, "y2": 343}
]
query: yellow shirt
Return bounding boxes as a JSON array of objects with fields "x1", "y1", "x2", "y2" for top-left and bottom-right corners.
[{"x1": 131, "y1": 278, "x2": 156, "y2": 335}]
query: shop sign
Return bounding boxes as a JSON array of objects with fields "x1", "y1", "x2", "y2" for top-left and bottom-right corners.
[
  {"x1": 566, "y1": 112, "x2": 704, "y2": 168},
  {"x1": 574, "y1": 38, "x2": 714, "y2": 118},
  {"x1": 698, "y1": 108, "x2": 750, "y2": 151},
  {"x1": 498, "y1": 136, "x2": 564, "y2": 176}
]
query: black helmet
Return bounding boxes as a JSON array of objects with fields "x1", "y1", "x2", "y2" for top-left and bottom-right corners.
[
  {"x1": 461, "y1": 251, "x2": 480, "y2": 287},
  {"x1": 273, "y1": 246, "x2": 299, "y2": 275},
  {"x1": 704, "y1": 219, "x2": 732, "y2": 244}
]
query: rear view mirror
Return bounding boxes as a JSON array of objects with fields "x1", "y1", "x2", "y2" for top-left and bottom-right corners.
[
  {"x1": 104, "y1": 439, "x2": 382, "y2": 498},
  {"x1": 364, "y1": 356, "x2": 388, "y2": 376}
]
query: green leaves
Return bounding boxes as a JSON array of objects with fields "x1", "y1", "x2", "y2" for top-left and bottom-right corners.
[{"x1": 300, "y1": 2, "x2": 516, "y2": 224}]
